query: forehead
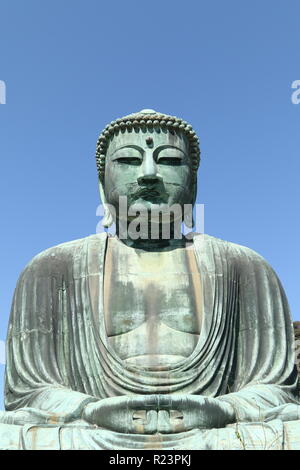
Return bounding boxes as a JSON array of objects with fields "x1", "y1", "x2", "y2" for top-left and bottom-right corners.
[{"x1": 106, "y1": 129, "x2": 189, "y2": 155}]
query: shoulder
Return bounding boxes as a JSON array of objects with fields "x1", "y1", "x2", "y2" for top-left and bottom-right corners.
[
  {"x1": 20, "y1": 233, "x2": 108, "y2": 278},
  {"x1": 193, "y1": 233, "x2": 274, "y2": 274}
]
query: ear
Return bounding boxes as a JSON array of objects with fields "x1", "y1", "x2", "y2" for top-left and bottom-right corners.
[
  {"x1": 184, "y1": 178, "x2": 197, "y2": 228},
  {"x1": 98, "y1": 180, "x2": 114, "y2": 228},
  {"x1": 191, "y1": 178, "x2": 197, "y2": 206}
]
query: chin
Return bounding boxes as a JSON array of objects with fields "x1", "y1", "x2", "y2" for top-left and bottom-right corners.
[{"x1": 127, "y1": 201, "x2": 185, "y2": 228}]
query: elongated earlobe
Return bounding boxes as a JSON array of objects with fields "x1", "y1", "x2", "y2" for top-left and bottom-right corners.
[
  {"x1": 184, "y1": 179, "x2": 197, "y2": 228},
  {"x1": 98, "y1": 182, "x2": 114, "y2": 228},
  {"x1": 184, "y1": 212, "x2": 194, "y2": 228}
]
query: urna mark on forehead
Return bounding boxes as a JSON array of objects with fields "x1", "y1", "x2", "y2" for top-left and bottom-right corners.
[{"x1": 106, "y1": 127, "x2": 190, "y2": 158}]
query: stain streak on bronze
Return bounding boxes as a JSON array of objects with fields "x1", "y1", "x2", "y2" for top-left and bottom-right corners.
[
  {"x1": 103, "y1": 237, "x2": 114, "y2": 338},
  {"x1": 185, "y1": 246, "x2": 203, "y2": 332}
]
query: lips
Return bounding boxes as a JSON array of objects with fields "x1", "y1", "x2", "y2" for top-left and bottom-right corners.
[{"x1": 135, "y1": 188, "x2": 161, "y2": 198}]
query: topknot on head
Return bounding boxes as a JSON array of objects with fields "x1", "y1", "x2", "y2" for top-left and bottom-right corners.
[{"x1": 95, "y1": 109, "x2": 201, "y2": 181}]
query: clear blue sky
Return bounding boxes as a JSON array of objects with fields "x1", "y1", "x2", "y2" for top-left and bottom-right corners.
[{"x1": 0, "y1": 0, "x2": 299, "y2": 408}]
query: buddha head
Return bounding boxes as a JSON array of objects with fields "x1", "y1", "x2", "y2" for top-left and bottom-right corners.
[{"x1": 95, "y1": 109, "x2": 201, "y2": 231}]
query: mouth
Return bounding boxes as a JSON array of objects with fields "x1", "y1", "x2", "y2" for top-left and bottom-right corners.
[
  {"x1": 135, "y1": 188, "x2": 161, "y2": 199},
  {"x1": 133, "y1": 186, "x2": 168, "y2": 203}
]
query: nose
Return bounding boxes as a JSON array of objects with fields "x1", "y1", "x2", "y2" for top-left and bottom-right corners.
[{"x1": 137, "y1": 152, "x2": 162, "y2": 185}]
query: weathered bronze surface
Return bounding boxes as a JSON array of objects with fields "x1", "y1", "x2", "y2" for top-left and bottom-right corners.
[{"x1": 0, "y1": 109, "x2": 300, "y2": 450}]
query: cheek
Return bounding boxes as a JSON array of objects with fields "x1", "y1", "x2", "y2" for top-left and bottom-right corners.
[
  {"x1": 105, "y1": 184, "x2": 125, "y2": 204},
  {"x1": 104, "y1": 165, "x2": 126, "y2": 198},
  {"x1": 164, "y1": 171, "x2": 194, "y2": 204},
  {"x1": 168, "y1": 185, "x2": 192, "y2": 204},
  {"x1": 106, "y1": 163, "x2": 140, "y2": 186},
  {"x1": 104, "y1": 178, "x2": 137, "y2": 205},
  {"x1": 159, "y1": 165, "x2": 192, "y2": 186}
]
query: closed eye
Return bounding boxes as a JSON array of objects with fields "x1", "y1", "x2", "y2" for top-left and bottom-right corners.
[
  {"x1": 157, "y1": 158, "x2": 182, "y2": 166},
  {"x1": 115, "y1": 157, "x2": 142, "y2": 165}
]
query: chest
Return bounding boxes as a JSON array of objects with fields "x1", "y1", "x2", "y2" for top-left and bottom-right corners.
[{"x1": 103, "y1": 240, "x2": 202, "y2": 337}]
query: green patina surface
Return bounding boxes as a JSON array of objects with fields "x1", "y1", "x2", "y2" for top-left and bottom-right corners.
[{"x1": 0, "y1": 109, "x2": 300, "y2": 450}]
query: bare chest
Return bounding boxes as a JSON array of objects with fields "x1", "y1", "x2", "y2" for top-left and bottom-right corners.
[{"x1": 103, "y1": 238, "x2": 203, "y2": 368}]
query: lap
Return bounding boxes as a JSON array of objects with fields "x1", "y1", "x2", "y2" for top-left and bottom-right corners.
[{"x1": 0, "y1": 419, "x2": 299, "y2": 449}]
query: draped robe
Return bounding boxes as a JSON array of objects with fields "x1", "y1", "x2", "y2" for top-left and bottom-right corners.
[{"x1": 1, "y1": 232, "x2": 300, "y2": 450}]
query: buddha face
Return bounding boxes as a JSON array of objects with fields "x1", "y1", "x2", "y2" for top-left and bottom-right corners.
[{"x1": 103, "y1": 128, "x2": 196, "y2": 224}]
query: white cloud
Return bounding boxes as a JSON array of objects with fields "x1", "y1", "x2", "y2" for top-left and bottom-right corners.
[{"x1": 0, "y1": 341, "x2": 5, "y2": 365}]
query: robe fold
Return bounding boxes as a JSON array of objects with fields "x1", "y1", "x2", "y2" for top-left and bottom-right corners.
[{"x1": 1, "y1": 232, "x2": 300, "y2": 449}]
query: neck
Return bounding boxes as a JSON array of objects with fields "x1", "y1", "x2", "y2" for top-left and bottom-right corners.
[{"x1": 115, "y1": 219, "x2": 188, "y2": 249}]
